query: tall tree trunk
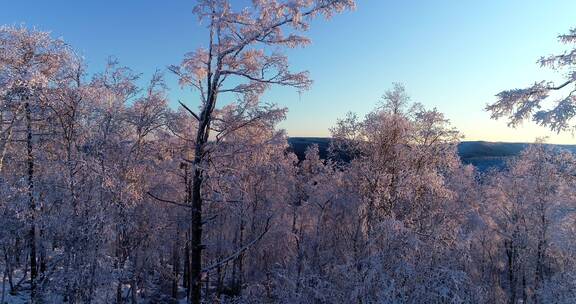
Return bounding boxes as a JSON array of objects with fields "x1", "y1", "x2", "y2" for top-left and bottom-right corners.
[
  {"x1": 3, "y1": 248, "x2": 12, "y2": 293},
  {"x1": 1, "y1": 253, "x2": 7, "y2": 304},
  {"x1": 204, "y1": 271, "x2": 210, "y2": 300},
  {"x1": 291, "y1": 206, "x2": 303, "y2": 293},
  {"x1": 188, "y1": 20, "x2": 220, "y2": 298},
  {"x1": 505, "y1": 240, "x2": 516, "y2": 304},
  {"x1": 130, "y1": 279, "x2": 137, "y2": 304},
  {"x1": 189, "y1": 74, "x2": 218, "y2": 303},
  {"x1": 116, "y1": 280, "x2": 123, "y2": 304},
  {"x1": 534, "y1": 207, "x2": 547, "y2": 304},
  {"x1": 522, "y1": 270, "x2": 527, "y2": 304},
  {"x1": 237, "y1": 218, "x2": 245, "y2": 293},
  {"x1": 87, "y1": 252, "x2": 97, "y2": 304},
  {"x1": 172, "y1": 240, "x2": 180, "y2": 300},
  {"x1": 116, "y1": 232, "x2": 124, "y2": 304},
  {"x1": 183, "y1": 240, "x2": 190, "y2": 292},
  {"x1": 182, "y1": 163, "x2": 191, "y2": 297},
  {"x1": 39, "y1": 227, "x2": 46, "y2": 274},
  {"x1": 216, "y1": 266, "x2": 222, "y2": 299},
  {"x1": 25, "y1": 100, "x2": 37, "y2": 302},
  {"x1": 189, "y1": 163, "x2": 203, "y2": 304}
]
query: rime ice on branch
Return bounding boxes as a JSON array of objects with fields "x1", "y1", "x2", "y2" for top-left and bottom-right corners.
[{"x1": 487, "y1": 27, "x2": 576, "y2": 133}]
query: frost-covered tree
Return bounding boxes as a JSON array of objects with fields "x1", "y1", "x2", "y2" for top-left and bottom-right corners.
[
  {"x1": 487, "y1": 27, "x2": 576, "y2": 132},
  {"x1": 331, "y1": 84, "x2": 463, "y2": 237},
  {"x1": 8, "y1": 6, "x2": 576, "y2": 304},
  {"x1": 0, "y1": 26, "x2": 78, "y2": 302},
  {"x1": 323, "y1": 84, "x2": 480, "y2": 303},
  {"x1": 482, "y1": 142, "x2": 576, "y2": 303},
  {"x1": 169, "y1": 1, "x2": 355, "y2": 302}
]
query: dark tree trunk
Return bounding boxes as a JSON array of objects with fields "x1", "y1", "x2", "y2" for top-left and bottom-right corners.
[
  {"x1": 182, "y1": 163, "x2": 191, "y2": 296},
  {"x1": 25, "y1": 100, "x2": 37, "y2": 302},
  {"x1": 204, "y1": 271, "x2": 210, "y2": 299},
  {"x1": 1, "y1": 252, "x2": 7, "y2": 304},
  {"x1": 183, "y1": 241, "x2": 190, "y2": 292},
  {"x1": 116, "y1": 233, "x2": 124, "y2": 304},
  {"x1": 39, "y1": 228, "x2": 46, "y2": 274},
  {"x1": 130, "y1": 280, "x2": 137, "y2": 304},
  {"x1": 232, "y1": 217, "x2": 245, "y2": 294},
  {"x1": 522, "y1": 270, "x2": 527, "y2": 304},
  {"x1": 116, "y1": 280, "x2": 123, "y2": 304},
  {"x1": 505, "y1": 240, "x2": 516, "y2": 304},
  {"x1": 188, "y1": 26, "x2": 220, "y2": 300},
  {"x1": 534, "y1": 209, "x2": 547, "y2": 304},
  {"x1": 172, "y1": 240, "x2": 180, "y2": 300},
  {"x1": 216, "y1": 266, "x2": 222, "y2": 298},
  {"x1": 189, "y1": 164, "x2": 203, "y2": 304}
]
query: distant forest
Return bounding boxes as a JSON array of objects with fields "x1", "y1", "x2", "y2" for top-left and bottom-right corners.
[{"x1": 288, "y1": 138, "x2": 576, "y2": 171}]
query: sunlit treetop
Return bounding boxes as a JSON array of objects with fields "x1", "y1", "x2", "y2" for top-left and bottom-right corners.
[{"x1": 170, "y1": 0, "x2": 355, "y2": 106}]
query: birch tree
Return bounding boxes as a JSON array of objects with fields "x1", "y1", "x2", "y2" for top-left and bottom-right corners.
[
  {"x1": 0, "y1": 26, "x2": 77, "y2": 302},
  {"x1": 170, "y1": 1, "x2": 355, "y2": 302},
  {"x1": 483, "y1": 143, "x2": 576, "y2": 303}
]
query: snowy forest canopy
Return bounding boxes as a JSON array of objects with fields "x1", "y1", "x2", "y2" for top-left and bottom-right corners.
[{"x1": 2, "y1": 1, "x2": 576, "y2": 303}]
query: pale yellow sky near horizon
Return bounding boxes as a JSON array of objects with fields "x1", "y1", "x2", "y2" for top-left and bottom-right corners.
[{"x1": 283, "y1": 109, "x2": 576, "y2": 145}]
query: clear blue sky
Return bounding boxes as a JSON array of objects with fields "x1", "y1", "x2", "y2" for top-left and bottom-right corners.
[{"x1": 2, "y1": 1, "x2": 576, "y2": 143}]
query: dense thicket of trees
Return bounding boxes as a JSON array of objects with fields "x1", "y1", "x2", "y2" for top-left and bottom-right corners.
[{"x1": 2, "y1": 2, "x2": 576, "y2": 304}]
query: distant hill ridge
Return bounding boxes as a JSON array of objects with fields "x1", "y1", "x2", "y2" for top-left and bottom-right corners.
[{"x1": 287, "y1": 137, "x2": 576, "y2": 171}]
